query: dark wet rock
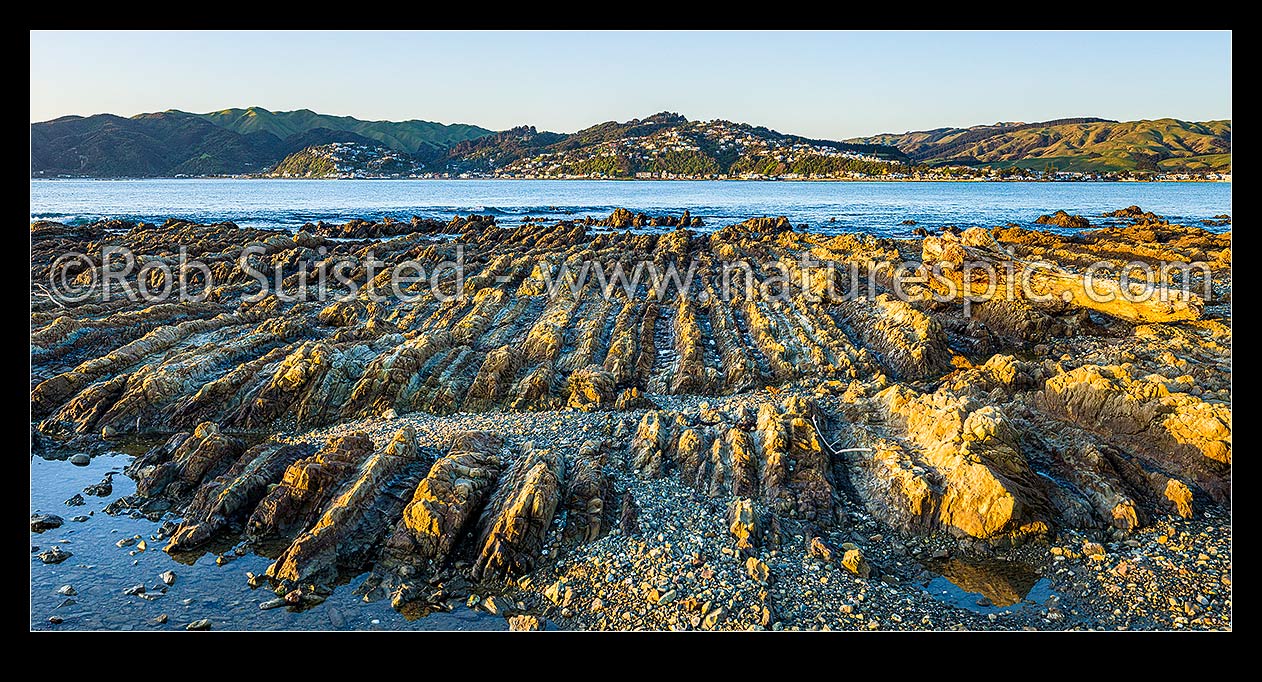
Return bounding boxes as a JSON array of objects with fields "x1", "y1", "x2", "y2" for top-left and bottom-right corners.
[
  {"x1": 31, "y1": 514, "x2": 64, "y2": 532},
  {"x1": 266, "y1": 427, "x2": 431, "y2": 590},
  {"x1": 64, "y1": 494, "x2": 85, "y2": 507},
  {"x1": 618, "y1": 490, "x2": 640, "y2": 537},
  {"x1": 83, "y1": 472, "x2": 114, "y2": 497},
  {"x1": 259, "y1": 597, "x2": 287, "y2": 610},
  {"x1": 166, "y1": 441, "x2": 316, "y2": 552},
  {"x1": 134, "y1": 423, "x2": 245, "y2": 500}
]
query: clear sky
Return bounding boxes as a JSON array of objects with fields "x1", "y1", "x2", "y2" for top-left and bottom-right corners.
[{"x1": 30, "y1": 30, "x2": 1232, "y2": 139}]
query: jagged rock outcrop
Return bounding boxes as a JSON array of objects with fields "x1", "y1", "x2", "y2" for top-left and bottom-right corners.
[
  {"x1": 33, "y1": 215, "x2": 1224, "y2": 436},
  {"x1": 1034, "y1": 210, "x2": 1091, "y2": 229},
  {"x1": 1037, "y1": 364, "x2": 1230, "y2": 503},
  {"x1": 372, "y1": 431, "x2": 505, "y2": 601},
  {"x1": 836, "y1": 295, "x2": 952, "y2": 380},
  {"x1": 246, "y1": 433, "x2": 374, "y2": 542},
  {"x1": 266, "y1": 427, "x2": 431, "y2": 588},
  {"x1": 867, "y1": 385, "x2": 1051, "y2": 541},
  {"x1": 105, "y1": 423, "x2": 245, "y2": 515},
  {"x1": 565, "y1": 366, "x2": 617, "y2": 411},
  {"x1": 304, "y1": 215, "x2": 497, "y2": 239},
  {"x1": 165, "y1": 442, "x2": 315, "y2": 552},
  {"x1": 559, "y1": 440, "x2": 611, "y2": 547},
  {"x1": 30, "y1": 213, "x2": 1231, "y2": 616},
  {"x1": 472, "y1": 446, "x2": 565, "y2": 582},
  {"x1": 923, "y1": 227, "x2": 1204, "y2": 324},
  {"x1": 628, "y1": 398, "x2": 837, "y2": 524},
  {"x1": 1102, "y1": 205, "x2": 1163, "y2": 223},
  {"x1": 592, "y1": 208, "x2": 702, "y2": 229}
]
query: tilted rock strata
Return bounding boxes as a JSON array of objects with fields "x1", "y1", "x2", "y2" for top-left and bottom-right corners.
[
  {"x1": 266, "y1": 427, "x2": 432, "y2": 588},
  {"x1": 31, "y1": 213, "x2": 1230, "y2": 618}
]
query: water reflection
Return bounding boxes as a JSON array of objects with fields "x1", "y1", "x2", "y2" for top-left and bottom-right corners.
[
  {"x1": 924, "y1": 558, "x2": 1055, "y2": 613},
  {"x1": 31, "y1": 453, "x2": 505, "y2": 631}
]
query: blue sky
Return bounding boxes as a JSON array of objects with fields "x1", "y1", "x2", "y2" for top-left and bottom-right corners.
[{"x1": 30, "y1": 30, "x2": 1231, "y2": 139}]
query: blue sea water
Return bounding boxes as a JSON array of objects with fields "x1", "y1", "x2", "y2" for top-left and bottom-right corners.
[{"x1": 30, "y1": 179, "x2": 1231, "y2": 237}]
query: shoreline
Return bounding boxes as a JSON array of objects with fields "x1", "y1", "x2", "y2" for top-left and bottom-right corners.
[
  {"x1": 31, "y1": 176, "x2": 1232, "y2": 183},
  {"x1": 33, "y1": 401, "x2": 1231, "y2": 631},
  {"x1": 31, "y1": 212, "x2": 1232, "y2": 632}
]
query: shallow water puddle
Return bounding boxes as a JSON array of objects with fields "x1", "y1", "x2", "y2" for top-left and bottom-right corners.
[
  {"x1": 31, "y1": 453, "x2": 506, "y2": 631},
  {"x1": 922, "y1": 558, "x2": 1057, "y2": 615}
]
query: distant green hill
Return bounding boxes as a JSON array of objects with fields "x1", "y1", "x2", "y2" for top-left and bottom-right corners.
[
  {"x1": 32, "y1": 108, "x2": 1230, "y2": 178},
  {"x1": 32, "y1": 111, "x2": 289, "y2": 177},
  {"x1": 32, "y1": 108, "x2": 493, "y2": 177},
  {"x1": 267, "y1": 142, "x2": 425, "y2": 178},
  {"x1": 193, "y1": 107, "x2": 492, "y2": 155},
  {"x1": 439, "y1": 112, "x2": 909, "y2": 178},
  {"x1": 848, "y1": 118, "x2": 1231, "y2": 172}
]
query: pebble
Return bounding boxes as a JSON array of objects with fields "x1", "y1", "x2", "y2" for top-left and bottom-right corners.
[
  {"x1": 745, "y1": 557, "x2": 770, "y2": 584},
  {"x1": 160, "y1": 570, "x2": 176, "y2": 586},
  {"x1": 185, "y1": 619, "x2": 212, "y2": 631},
  {"x1": 69, "y1": 454, "x2": 90, "y2": 466}
]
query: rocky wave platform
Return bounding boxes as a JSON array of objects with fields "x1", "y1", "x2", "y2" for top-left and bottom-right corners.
[{"x1": 30, "y1": 210, "x2": 1231, "y2": 630}]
